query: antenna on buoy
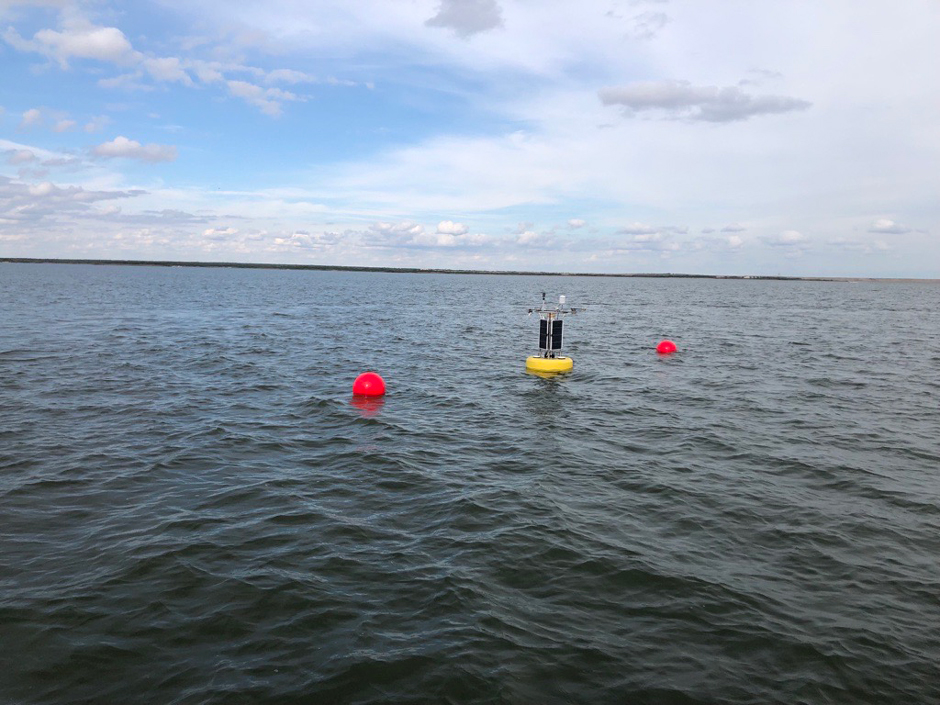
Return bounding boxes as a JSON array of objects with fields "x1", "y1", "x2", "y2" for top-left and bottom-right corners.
[{"x1": 526, "y1": 294, "x2": 579, "y2": 374}]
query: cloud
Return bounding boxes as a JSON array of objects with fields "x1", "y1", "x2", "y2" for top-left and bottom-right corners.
[
  {"x1": 7, "y1": 149, "x2": 36, "y2": 165},
  {"x1": 226, "y1": 80, "x2": 300, "y2": 116},
  {"x1": 363, "y1": 219, "x2": 488, "y2": 248},
  {"x1": 370, "y1": 220, "x2": 424, "y2": 237},
  {"x1": 868, "y1": 218, "x2": 911, "y2": 234},
  {"x1": 689, "y1": 233, "x2": 745, "y2": 252},
  {"x1": 763, "y1": 230, "x2": 807, "y2": 247},
  {"x1": 3, "y1": 12, "x2": 324, "y2": 117},
  {"x1": 143, "y1": 57, "x2": 192, "y2": 85},
  {"x1": 0, "y1": 176, "x2": 144, "y2": 229},
  {"x1": 53, "y1": 119, "x2": 76, "y2": 132},
  {"x1": 272, "y1": 230, "x2": 344, "y2": 250},
  {"x1": 721, "y1": 223, "x2": 746, "y2": 232},
  {"x1": 133, "y1": 209, "x2": 208, "y2": 225},
  {"x1": 628, "y1": 11, "x2": 669, "y2": 40},
  {"x1": 827, "y1": 237, "x2": 891, "y2": 254},
  {"x1": 82, "y1": 115, "x2": 110, "y2": 133},
  {"x1": 19, "y1": 108, "x2": 42, "y2": 128},
  {"x1": 436, "y1": 220, "x2": 469, "y2": 235},
  {"x1": 265, "y1": 68, "x2": 314, "y2": 84},
  {"x1": 568, "y1": 218, "x2": 585, "y2": 229},
  {"x1": 413, "y1": 230, "x2": 490, "y2": 247},
  {"x1": 739, "y1": 68, "x2": 784, "y2": 87},
  {"x1": 92, "y1": 136, "x2": 177, "y2": 162},
  {"x1": 599, "y1": 80, "x2": 811, "y2": 122},
  {"x1": 516, "y1": 230, "x2": 558, "y2": 248},
  {"x1": 604, "y1": 227, "x2": 681, "y2": 254},
  {"x1": 4, "y1": 23, "x2": 137, "y2": 68},
  {"x1": 203, "y1": 226, "x2": 238, "y2": 240},
  {"x1": 619, "y1": 222, "x2": 658, "y2": 235},
  {"x1": 426, "y1": 0, "x2": 504, "y2": 38}
]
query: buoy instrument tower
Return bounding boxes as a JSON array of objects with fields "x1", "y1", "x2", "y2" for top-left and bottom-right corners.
[{"x1": 526, "y1": 293, "x2": 578, "y2": 373}]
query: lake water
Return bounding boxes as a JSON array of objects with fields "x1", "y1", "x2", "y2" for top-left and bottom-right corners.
[{"x1": 2, "y1": 263, "x2": 939, "y2": 704}]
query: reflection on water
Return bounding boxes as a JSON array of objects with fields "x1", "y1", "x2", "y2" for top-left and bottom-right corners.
[{"x1": 350, "y1": 395, "x2": 385, "y2": 418}]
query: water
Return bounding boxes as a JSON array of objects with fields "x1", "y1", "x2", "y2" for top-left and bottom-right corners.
[{"x1": 2, "y1": 263, "x2": 939, "y2": 704}]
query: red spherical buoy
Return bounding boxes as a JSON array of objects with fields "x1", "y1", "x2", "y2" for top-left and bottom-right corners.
[
  {"x1": 656, "y1": 339, "x2": 677, "y2": 355},
  {"x1": 352, "y1": 371, "x2": 386, "y2": 396}
]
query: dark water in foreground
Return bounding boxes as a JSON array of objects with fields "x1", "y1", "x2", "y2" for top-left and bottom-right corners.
[{"x1": 2, "y1": 263, "x2": 939, "y2": 704}]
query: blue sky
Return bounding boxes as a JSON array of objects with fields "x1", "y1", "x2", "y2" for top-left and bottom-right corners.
[{"x1": 1, "y1": 0, "x2": 938, "y2": 277}]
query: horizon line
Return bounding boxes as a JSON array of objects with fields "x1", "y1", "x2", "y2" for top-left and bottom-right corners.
[{"x1": 2, "y1": 258, "x2": 937, "y2": 282}]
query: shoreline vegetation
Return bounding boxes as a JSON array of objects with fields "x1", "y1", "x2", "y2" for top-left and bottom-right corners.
[{"x1": 1, "y1": 258, "x2": 935, "y2": 282}]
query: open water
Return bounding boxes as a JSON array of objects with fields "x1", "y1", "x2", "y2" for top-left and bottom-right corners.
[{"x1": 1, "y1": 263, "x2": 939, "y2": 704}]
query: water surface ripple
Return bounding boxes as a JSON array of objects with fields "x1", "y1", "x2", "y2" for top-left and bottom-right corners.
[{"x1": 2, "y1": 264, "x2": 939, "y2": 704}]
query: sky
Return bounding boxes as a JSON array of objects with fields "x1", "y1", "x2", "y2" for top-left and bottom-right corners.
[{"x1": 1, "y1": 0, "x2": 938, "y2": 277}]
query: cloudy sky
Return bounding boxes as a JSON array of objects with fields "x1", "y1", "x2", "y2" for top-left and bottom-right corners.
[{"x1": 1, "y1": 0, "x2": 938, "y2": 277}]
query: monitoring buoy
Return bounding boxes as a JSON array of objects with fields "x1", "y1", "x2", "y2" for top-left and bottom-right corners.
[
  {"x1": 353, "y1": 372, "x2": 385, "y2": 396},
  {"x1": 526, "y1": 293, "x2": 580, "y2": 375},
  {"x1": 656, "y1": 340, "x2": 677, "y2": 355},
  {"x1": 525, "y1": 356, "x2": 573, "y2": 373}
]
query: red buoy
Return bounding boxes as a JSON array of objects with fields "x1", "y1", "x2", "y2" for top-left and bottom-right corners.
[
  {"x1": 352, "y1": 371, "x2": 386, "y2": 396},
  {"x1": 656, "y1": 340, "x2": 677, "y2": 355}
]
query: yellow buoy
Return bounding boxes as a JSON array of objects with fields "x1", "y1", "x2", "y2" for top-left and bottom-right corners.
[{"x1": 525, "y1": 355, "x2": 573, "y2": 373}]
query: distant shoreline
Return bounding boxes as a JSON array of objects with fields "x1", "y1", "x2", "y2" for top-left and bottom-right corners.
[{"x1": 1, "y1": 258, "x2": 936, "y2": 283}]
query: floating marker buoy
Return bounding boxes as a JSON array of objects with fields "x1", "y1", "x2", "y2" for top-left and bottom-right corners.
[
  {"x1": 656, "y1": 340, "x2": 677, "y2": 355},
  {"x1": 353, "y1": 372, "x2": 385, "y2": 396}
]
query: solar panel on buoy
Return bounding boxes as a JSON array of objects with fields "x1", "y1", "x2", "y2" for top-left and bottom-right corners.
[{"x1": 551, "y1": 319, "x2": 563, "y2": 350}]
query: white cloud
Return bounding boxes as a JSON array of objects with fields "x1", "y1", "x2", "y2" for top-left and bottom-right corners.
[
  {"x1": 7, "y1": 149, "x2": 36, "y2": 164},
  {"x1": 568, "y1": 218, "x2": 585, "y2": 229},
  {"x1": 191, "y1": 60, "x2": 225, "y2": 84},
  {"x1": 84, "y1": 115, "x2": 110, "y2": 133},
  {"x1": 97, "y1": 71, "x2": 150, "y2": 91},
  {"x1": 273, "y1": 229, "x2": 344, "y2": 250},
  {"x1": 764, "y1": 230, "x2": 807, "y2": 247},
  {"x1": 436, "y1": 220, "x2": 469, "y2": 235},
  {"x1": 226, "y1": 80, "x2": 300, "y2": 116},
  {"x1": 631, "y1": 231, "x2": 665, "y2": 243},
  {"x1": 359, "y1": 219, "x2": 488, "y2": 248},
  {"x1": 143, "y1": 57, "x2": 193, "y2": 85},
  {"x1": 92, "y1": 136, "x2": 177, "y2": 163},
  {"x1": 599, "y1": 80, "x2": 811, "y2": 122},
  {"x1": 516, "y1": 230, "x2": 562, "y2": 249},
  {"x1": 0, "y1": 176, "x2": 144, "y2": 229},
  {"x1": 619, "y1": 222, "x2": 658, "y2": 235},
  {"x1": 203, "y1": 226, "x2": 238, "y2": 239},
  {"x1": 868, "y1": 218, "x2": 911, "y2": 234},
  {"x1": 627, "y1": 11, "x2": 669, "y2": 40},
  {"x1": 265, "y1": 68, "x2": 314, "y2": 84},
  {"x1": 370, "y1": 221, "x2": 424, "y2": 238},
  {"x1": 689, "y1": 232, "x2": 746, "y2": 252},
  {"x1": 828, "y1": 237, "x2": 892, "y2": 255},
  {"x1": 19, "y1": 108, "x2": 42, "y2": 128},
  {"x1": 4, "y1": 23, "x2": 137, "y2": 68},
  {"x1": 721, "y1": 223, "x2": 746, "y2": 232},
  {"x1": 53, "y1": 119, "x2": 76, "y2": 132},
  {"x1": 426, "y1": 0, "x2": 504, "y2": 38}
]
